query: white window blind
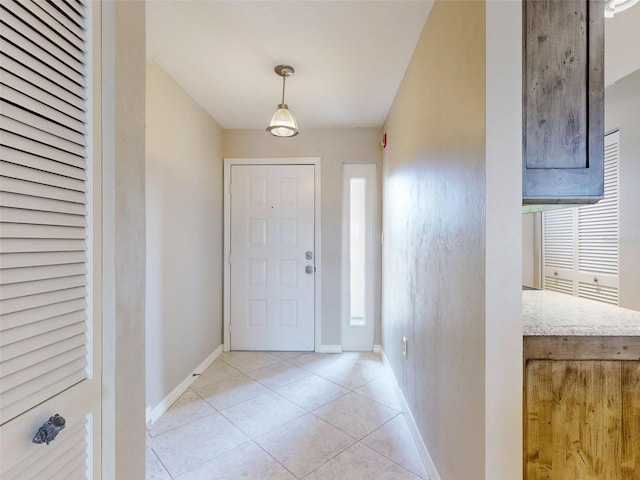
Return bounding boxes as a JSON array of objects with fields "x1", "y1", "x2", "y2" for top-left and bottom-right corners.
[
  {"x1": 542, "y1": 131, "x2": 620, "y2": 305},
  {"x1": 0, "y1": 0, "x2": 90, "y2": 425}
]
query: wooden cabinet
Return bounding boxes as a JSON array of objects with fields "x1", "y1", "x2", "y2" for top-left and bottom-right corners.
[
  {"x1": 524, "y1": 336, "x2": 640, "y2": 479},
  {"x1": 522, "y1": 0, "x2": 605, "y2": 205}
]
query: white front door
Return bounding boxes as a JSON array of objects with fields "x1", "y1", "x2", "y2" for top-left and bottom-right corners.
[{"x1": 229, "y1": 165, "x2": 315, "y2": 351}]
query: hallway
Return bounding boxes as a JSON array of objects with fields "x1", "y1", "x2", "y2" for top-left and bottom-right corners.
[{"x1": 146, "y1": 352, "x2": 428, "y2": 479}]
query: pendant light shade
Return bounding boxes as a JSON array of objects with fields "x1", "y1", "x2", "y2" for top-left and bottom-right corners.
[
  {"x1": 267, "y1": 65, "x2": 299, "y2": 137},
  {"x1": 604, "y1": 0, "x2": 640, "y2": 17}
]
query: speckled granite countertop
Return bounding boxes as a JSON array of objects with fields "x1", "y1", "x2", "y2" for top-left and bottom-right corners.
[{"x1": 523, "y1": 289, "x2": 640, "y2": 336}]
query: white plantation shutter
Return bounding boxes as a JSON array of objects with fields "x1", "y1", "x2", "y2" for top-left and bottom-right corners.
[
  {"x1": 0, "y1": 0, "x2": 90, "y2": 428},
  {"x1": 542, "y1": 131, "x2": 619, "y2": 305}
]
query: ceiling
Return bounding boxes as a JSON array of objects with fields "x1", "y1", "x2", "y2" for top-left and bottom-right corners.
[
  {"x1": 146, "y1": 1, "x2": 433, "y2": 131},
  {"x1": 147, "y1": 1, "x2": 640, "y2": 131}
]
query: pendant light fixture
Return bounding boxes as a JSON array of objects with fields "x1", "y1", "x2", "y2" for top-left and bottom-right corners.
[
  {"x1": 266, "y1": 65, "x2": 299, "y2": 137},
  {"x1": 604, "y1": 0, "x2": 640, "y2": 17}
]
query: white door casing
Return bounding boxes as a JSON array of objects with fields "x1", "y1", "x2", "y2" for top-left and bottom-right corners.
[{"x1": 224, "y1": 159, "x2": 321, "y2": 351}]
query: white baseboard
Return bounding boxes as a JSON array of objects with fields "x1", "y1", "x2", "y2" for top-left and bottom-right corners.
[
  {"x1": 373, "y1": 344, "x2": 382, "y2": 353},
  {"x1": 316, "y1": 344, "x2": 343, "y2": 354},
  {"x1": 146, "y1": 344, "x2": 223, "y2": 425},
  {"x1": 381, "y1": 349, "x2": 441, "y2": 480}
]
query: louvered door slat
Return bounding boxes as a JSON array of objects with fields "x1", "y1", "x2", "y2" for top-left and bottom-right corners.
[
  {"x1": 0, "y1": 238, "x2": 86, "y2": 254},
  {"x1": 0, "y1": 148, "x2": 86, "y2": 179},
  {"x1": 0, "y1": 117, "x2": 86, "y2": 157},
  {"x1": 13, "y1": 0, "x2": 86, "y2": 53},
  {"x1": 0, "y1": 298, "x2": 86, "y2": 331},
  {"x1": 29, "y1": 428, "x2": 88, "y2": 480},
  {"x1": 49, "y1": 0, "x2": 85, "y2": 32},
  {"x1": 2, "y1": 337, "x2": 85, "y2": 388},
  {"x1": 1, "y1": 177, "x2": 87, "y2": 203},
  {"x1": 1, "y1": 320, "x2": 86, "y2": 357},
  {"x1": 1, "y1": 345, "x2": 87, "y2": 391},
  {"x1": 0, "y1": 17, "x2": 85, "y2": 86},
  {"x1": 0, "y1": 207, "x2": 87, "y2": 227},
  {"x1": 0, "y1": 223, "x2": 86, "y2": 240},
  {"x1": 0, "y1": 286, "x2": 87, "y2": 315},
  {"x1": 0, "y1": 54, "x2": 86, "y2": 113},
  {"x1": 0, "y1": 192, "x2": 87, "y2": 215},
  {"x1": 0, "y1": 82, "x2": 86, "y2": 131},
  {"x1": 0, "y1": 263, "x2": 86, "y2": 285},
  {"x1": 0, "y1": 358, "x2": 87, "y2": 419},
  {"x1": 0, "y1": 273, "x2": 86, "y2": 299},
  {"x1": 1, "y1": 130, "x2": 86, "y2": 167},
  {"x1": 9, "y1": 1, "x2": 86, "y2": 56},
  {"x1": 0, "y1": 101, "x2": 87, "y2": 147},
  {"x1": 0, "y1": 6, "x2": 86, "y2": 75},
  {"x1": 0, "y1": 162, "x2": 86, "y2": 191},
  {"x1": 63, "y1": 0, "x2": 84, "y2": 17},
  {"x1": 2, "y1": 418, "x2": 87, "y2": 480},
  {"x1": 1, "y1": 143, "x2": 86, "y2": 172},
  {"x1": 0, "y1": 251, "x2": 86, "y2": 269},
  {"x1": 0, "y1": 39, "x2": 85, "y2": 99},
  {"x1": 31, "y1": 0, "x2": 86, "y2": 43},
  {"x1": 49, "y1": 451, "x2": 88, "y2": 480},
  {"x1": 0, "y1": 313, "x2": 84, "y2": 350}
]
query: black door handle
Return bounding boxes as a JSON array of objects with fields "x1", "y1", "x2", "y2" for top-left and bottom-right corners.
[{"x1": 32, "y1": 414, "x2": 66, "y2": 445}]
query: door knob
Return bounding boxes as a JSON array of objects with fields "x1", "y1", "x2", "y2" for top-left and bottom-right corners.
[
  {"x1": 305, "y1": 265, "x2": 314, "y2": 274},
  {"x1": 33, "y1": 414, "x2": 66, "y2": 445}
]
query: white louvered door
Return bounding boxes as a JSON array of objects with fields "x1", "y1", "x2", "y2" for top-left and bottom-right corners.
[
  {"x1": 577, "y1": 132, "x2": 619, "y2": 304},
  {"x1": 542, "y1": 131, "x2": 619, "y2": 305},
  {"x1": 0, "y1": 0, "x2": 100, "y2": 478},
  {"x1": 543, "y1": 208, "x2": 576, "y2": 295}
]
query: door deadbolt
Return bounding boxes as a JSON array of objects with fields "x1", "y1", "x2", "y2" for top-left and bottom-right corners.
[
  {"x1": 305, "y1": 251, "x2": 313, "y2": 260},
  {"x1": 305, "y1": 265, "x2": 314, "y2": 274}
]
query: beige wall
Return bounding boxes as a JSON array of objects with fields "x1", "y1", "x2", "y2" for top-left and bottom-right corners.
[
  {"x1": 382, "y1": 1, "x2": 486, "y2": 477},
  {"x1": 382, "y1": 1, "x2": 523, "y2": 478},
  {"x1": 605, "y1": 69, "x2": 640, "y2": 311},
  {"x1": 101, "y1": 1, "x2": 146, "y2": 477},
  {"x1": 145, "y1": 62, "x2": 225, "y2": 409},
  {"x1": 224, "y1": 128, "x2": 382, "y2": 346}
]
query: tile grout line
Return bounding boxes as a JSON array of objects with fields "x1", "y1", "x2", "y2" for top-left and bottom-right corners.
[
  {"x1": 147, "y1": 352, "x2": 420, "y2": 479},
  {"x1": 358, "y1": 413, "x2": 429, "y2": 479}
]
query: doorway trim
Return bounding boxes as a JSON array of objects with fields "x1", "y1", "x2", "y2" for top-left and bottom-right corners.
[{"x1": 223, "y1": 157, "x2": 322, "y2": 352}]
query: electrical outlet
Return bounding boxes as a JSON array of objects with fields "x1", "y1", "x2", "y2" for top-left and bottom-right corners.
[{"x1": 402, "y1": 336, "x2": 408, "y2": 358}]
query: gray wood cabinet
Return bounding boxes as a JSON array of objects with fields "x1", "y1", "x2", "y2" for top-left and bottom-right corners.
[{"x1": 522, "y1": 0, "x2": 604, "y2": 205}]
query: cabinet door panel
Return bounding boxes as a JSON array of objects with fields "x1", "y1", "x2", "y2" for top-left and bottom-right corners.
[
  {"x1": 522, "y1": 0, "x2": 604, "y2": 204},
  {"x1": 525, "y1": 360, "x2": 640, "y2": 480}
]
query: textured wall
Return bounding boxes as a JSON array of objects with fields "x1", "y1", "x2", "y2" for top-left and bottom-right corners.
[
  {"x1": 224, "y1": 128, "x2": 382, "y2": 346},
  {"x1": 145, "y1": 61, "x2": 225, "y2": 409},
  {"x1": 605, "y1": 69, "x2": 640, "y2": 311},
  {"x1": 381, "y1": 1, "x2": 487, "y2": 477}
]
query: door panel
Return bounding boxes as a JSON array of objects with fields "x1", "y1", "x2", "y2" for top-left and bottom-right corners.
[
  {"x1": 230, "y1": 165, "x2": 314, "y2": 351},
  {"x1": 0, "y1": 0, "x2": 100, "y2": 477}
]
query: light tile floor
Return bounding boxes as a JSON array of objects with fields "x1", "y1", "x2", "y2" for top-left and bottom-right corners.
[{"x1": 146, "y1": 351, "x2": 428, "y2": 480}]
